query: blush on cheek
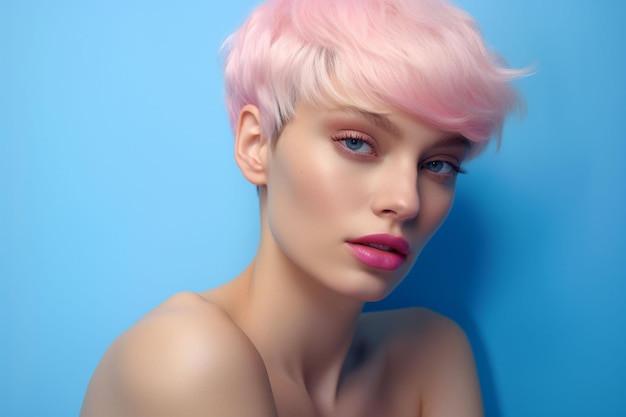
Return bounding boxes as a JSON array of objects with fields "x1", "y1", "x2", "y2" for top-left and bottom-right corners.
[{"x1": 287, "y1": 162, "x2": 355, "y2": 214}]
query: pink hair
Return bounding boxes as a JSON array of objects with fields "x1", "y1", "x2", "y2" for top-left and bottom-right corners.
[{"x1": 221, "y1": 0, "x2": 527, "y2": 155}]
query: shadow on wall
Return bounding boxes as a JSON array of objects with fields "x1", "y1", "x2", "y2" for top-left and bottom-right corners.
[{"x1": 364, "y1": 192, "x2": 501, "y2": 417}]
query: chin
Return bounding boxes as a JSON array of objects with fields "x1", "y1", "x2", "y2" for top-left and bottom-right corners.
[{"x1": 338, "y1": 273, "x2": 405, "y2": 304}]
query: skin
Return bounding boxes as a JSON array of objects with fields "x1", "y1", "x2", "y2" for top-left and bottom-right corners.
[{"x1": 80, "y1": 102, "x2": 483, "y2": 417}]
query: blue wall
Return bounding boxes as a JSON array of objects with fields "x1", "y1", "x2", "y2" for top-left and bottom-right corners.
[{"x1": 1, "y1": 1, "x2": 624, "y2": 416}]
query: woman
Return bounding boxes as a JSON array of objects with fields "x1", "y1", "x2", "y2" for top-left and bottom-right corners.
[{"x1": 81, "y1": 0, "x2": 525, "y2": 415}]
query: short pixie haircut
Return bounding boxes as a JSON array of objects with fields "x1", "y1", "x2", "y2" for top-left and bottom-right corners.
[{"x1": 221, "y1": 0, "x2": 526, "y2": 156}]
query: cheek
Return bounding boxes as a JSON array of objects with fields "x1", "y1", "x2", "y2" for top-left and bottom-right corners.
[
  {"x1": 416, "y1": 183, "x2": 456, "y2": 240},
  {"x1": 269, "y1": 149, "x2": 360, "y2": 219},
  {"x1": 264, "y1": 148, "x2": 358, "y2": 268}
]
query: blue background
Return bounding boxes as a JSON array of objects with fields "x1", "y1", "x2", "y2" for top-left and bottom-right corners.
[{"x1": 1, "y1": 1, "x2": 624, "y2": 416}]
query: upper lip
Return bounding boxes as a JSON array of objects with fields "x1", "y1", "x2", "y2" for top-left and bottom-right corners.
[{"x1": 347, "y1": 234, "x2": 410, "y2": 256}]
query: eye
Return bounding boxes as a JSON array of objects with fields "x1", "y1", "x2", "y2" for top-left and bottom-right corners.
[
  {"x1": 422, "y1": 160, "x2": 466, "y2": 176},
  {"x1": 332, "y1": 131, "x2": 377, "y2": 156},
  {"x1": 343, "y1": 138, "x2": 372, "y2": 153}
]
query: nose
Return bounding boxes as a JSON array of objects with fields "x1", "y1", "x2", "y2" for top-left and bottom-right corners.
[{"x1": 371, "y1": 163, "x2": 420, "y2": 222}]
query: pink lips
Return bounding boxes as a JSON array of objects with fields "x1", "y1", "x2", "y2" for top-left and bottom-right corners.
[{"x1": 346, "y1": 234, "x2": 410, "y2": 271}]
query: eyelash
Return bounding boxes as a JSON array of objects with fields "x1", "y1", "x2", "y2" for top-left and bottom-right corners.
[
  {"x1": 331, "y1": 132, "x2": 377, "y2": 157},
  {"x1": 421, "y1": 160, "x2": 467, "y2": 177}
]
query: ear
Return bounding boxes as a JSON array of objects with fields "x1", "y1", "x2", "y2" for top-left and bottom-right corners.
[{"x1": 234, "y1": 105, "x2": 269, "y2": 186}]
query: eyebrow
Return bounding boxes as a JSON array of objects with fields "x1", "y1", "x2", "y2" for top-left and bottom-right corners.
[
  {"x1": 334, "y1": 107, "x2": 402, "y2": 137},
  {"x1": 435, "y1": 135, "x2": 471, "y2": 149}
]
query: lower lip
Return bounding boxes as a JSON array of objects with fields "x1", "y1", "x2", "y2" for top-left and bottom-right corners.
[{"x1": 346, "y1": 243, "x2": 407, "y2": 271}]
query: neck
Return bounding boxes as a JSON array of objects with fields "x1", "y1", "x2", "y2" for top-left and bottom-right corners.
[{"x1": 232, "y1": 235, "x2": 364, "y2": 396}]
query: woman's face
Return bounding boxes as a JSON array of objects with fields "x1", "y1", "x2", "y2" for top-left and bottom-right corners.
[{"x1": 262, "y1": 102, "x2": 469, "y2": 301}]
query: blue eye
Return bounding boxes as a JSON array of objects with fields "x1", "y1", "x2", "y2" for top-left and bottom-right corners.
[
  {"x1": 338, "y1": 137, "x2": 374, "y2": 155},
  {"x1": 423, "y1": 161, "x2": 459, "y2": 175},
  {"x1": 332, "y1": 132, "x2": 377, "y2": 157},
  {"x1": 344, "y1": 138, "x2": 370, "y2": 152}
]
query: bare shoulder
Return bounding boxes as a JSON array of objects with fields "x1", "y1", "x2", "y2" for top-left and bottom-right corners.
[
  {"x1": 81, "y1": 291, "x2": 277, "y2": 417},
  {"x1": 360, "y1": 308, "x2": 483, "y2": 417}
]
